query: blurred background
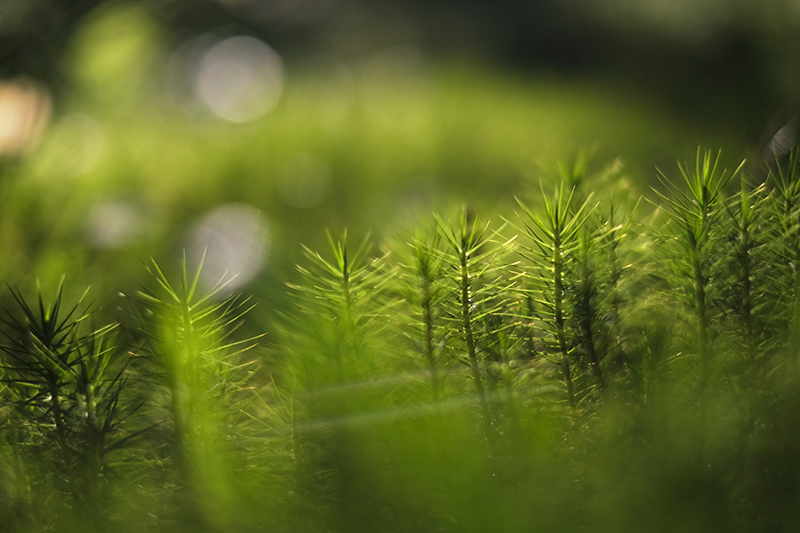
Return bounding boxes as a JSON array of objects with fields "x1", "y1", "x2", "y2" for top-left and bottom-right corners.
[{"x1": 0, "y1": 0, "x2": 798, "y2": 325}]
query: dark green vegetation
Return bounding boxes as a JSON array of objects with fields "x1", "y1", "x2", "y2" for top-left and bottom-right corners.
[{"x1": 2, "y1": 148, "x2": 800, "y2": 532}]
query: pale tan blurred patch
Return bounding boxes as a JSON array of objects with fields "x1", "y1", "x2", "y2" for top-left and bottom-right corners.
[{"x1": 0, "y1": 78, "x2": 51, "y2": 157}]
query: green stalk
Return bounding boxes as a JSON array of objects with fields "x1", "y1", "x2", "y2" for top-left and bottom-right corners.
[
  {"x1": 576, "y1": 228, "x2": 605, "y2": 389},
  {"x1": 730, "y1": 180, "x2": 760, "y2": 371},
  {"x1": 137, "y1": 256, "x2": 257, "y2": 532},
  {"x1": 653, "y1": 149, "x2": 742, "y2": 376},
  {"x1": 0, "y1": 283, "x2": 136, "y2": 524},
  {"x1": 552, "y1": 230, "x2": 577, "y2": 410},
  {"x1": 292, "y1": 231, "x2": 390, "y2": 524},
  {"x1": 517, "y1": 183, "x2": 594, "y2": 411},
  {"x1": 690, "y1": 232, "x2": 710, "y2": 378},
  {"x1": 47, "y1": 374, "x2": 68, "y2": 452},
  {"x1": 436, "y1": 209, "x2": 508, "y2": 443},
  {"x1": 604, "y1": 203, "x2": 633, "y2": 372},
  {"x1": 1, "y1": 283, "x2": 89, "y2": 475},
  {"x1": 458, "y1": 238, "x2": 493, "y2": 431},
  {"x1": 419, "y1": 267, "x2": 439, "y2": 401},
  {"x1": 770, "y1": 151, "x2": 800, "y2": 350},
  {"x1": 401, "y1": 230, "x2": 446, "y2": 402},
  {"x1": 781, "y1": 174, "x2": 799, "y2": 332}
]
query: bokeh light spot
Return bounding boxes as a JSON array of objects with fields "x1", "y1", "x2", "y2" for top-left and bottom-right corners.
[
  {"x1": 0, "y1": 78, "x2": 51, "y2": 157},
  {"x1": 188, "y1": 203, "x2": 270, "y2": 293},
  {"x1": 86, "y1": 201, "x2": 144, "y2": 249},
  {"x1": 68, "y1": 3, "x2": 160, "y2": 100},
  {"x1": 195, "y1": 36, "x2": 284, "y2": 122},
  {"x1": 766, "y1": 122, "x2": 796, "y2": 159},
  {"x1": 164, "y1": 34, "x2": 218, "y2": 116}
]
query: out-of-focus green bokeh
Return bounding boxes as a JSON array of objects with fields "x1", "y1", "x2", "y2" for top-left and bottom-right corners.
[{"x1": 0, "y1": 0, "x2": 797, "y2": 324}]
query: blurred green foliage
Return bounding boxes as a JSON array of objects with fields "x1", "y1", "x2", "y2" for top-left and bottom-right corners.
[
  {"x1": 0, "y1": 2, "x2": 752, "y2": 327},
  {"x1": 2, "y1": 4, "x2": 800, "y2": 531}
]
